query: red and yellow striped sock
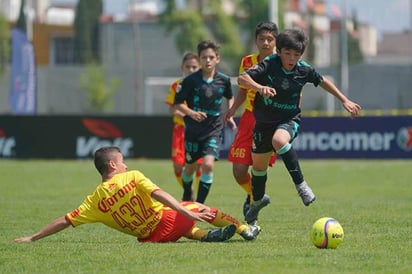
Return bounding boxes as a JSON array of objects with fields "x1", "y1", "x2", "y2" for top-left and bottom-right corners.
[
  {"x1": 185, "y1": 226, "x2": 208, "y2": 241},
  {"x1": 208, "y1": 208, "x2": 247, "y2": 234},
  {"x1": 238, "y1": 173, "x2": 252, "y2": 197},
  {"x1": 175, "y1": 171, "x2": 183, "y2": 187}
]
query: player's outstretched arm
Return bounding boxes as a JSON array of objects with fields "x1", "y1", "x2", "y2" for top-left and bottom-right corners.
[
  {"x1": 320, "y1": 77, "x2": 361, "y2": 118},
  {"x1": 238, "y1": 74, "x2": 276, "y2": 97},
  {"x1": 225, "y1": 88, "x2": 247, "y2": 120},
  {"x1": 151, "y1": 189, "x2": 214, "y2": 222},
  {"x1": 14, "y1": 216, "x2": 70, "y2": 243}
]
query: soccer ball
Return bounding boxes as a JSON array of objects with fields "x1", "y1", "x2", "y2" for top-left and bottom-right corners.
[{"x1": 310, "y1": 217, "x2": 344, "y2": 249}]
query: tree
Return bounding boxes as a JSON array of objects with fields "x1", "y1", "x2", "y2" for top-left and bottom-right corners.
[
  {"x1": 160, "y1": 0, "x2": 285, "y2": 73},
  {"x1": 348, "y1": 32, "x2": 363, "y2": 65},
  {"x1": 305, "y1": 5, "x2": 316, "y2": 64},
  {"x1": 80, "y1": 63, "x2": 120, "y2": 113},
  {"x1": 348, "y1": 10, "x2": 363, "y2": 64},
  {"x1": 73, "y1": 0, "x2": 103, "y2": 64},
  {"x1": 159, "y1": 0, "x2": 208, "y2": 53},
  {"x1": 208, "y1": 0, "x2": 244, "y2": 68},
  {"x1": 16, "y1": 0, "x2": 27, "y2": 33}
]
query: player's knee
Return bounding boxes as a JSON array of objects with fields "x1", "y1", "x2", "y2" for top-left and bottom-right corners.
[{"x1": 232, "y1": 164, "x2": 249, "y2": 182}]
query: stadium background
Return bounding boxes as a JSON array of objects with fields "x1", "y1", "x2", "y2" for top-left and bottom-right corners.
[{"x1": 0, "y1": 0, "x2": 411, "y2": 159}]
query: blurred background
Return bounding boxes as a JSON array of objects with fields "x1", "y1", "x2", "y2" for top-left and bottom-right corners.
[{"x1": 0, "y1": 0, "x2": 411, "y2": 116}]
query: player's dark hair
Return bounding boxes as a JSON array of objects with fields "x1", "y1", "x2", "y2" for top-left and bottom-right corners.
[
  {"x1": 94, "y1": 146, "x2": 121, "y2": 175},
  {"x1": 181, "y1": 52, "x2": 199, "y2": 65},
  {"x1": 197, "y1": 40, "x2": 220, "y2": 56},
  {"x1": 255, "y1": 21, "x2": 279, "y2": 38},
  {"x1": 276, "y1": 28, "x2": 308, "y2": 54}
]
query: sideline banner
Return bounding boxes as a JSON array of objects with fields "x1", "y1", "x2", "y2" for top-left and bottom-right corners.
[
  {"x1": 221, "y1": 116, "x2": 412, "y2": 159},
  {"x1": 9, "y1": 28, "x2": 37, "y2": 114},
  {"x1": 0, "y1": 115, "x2": 411, "y2": 159},
  {"x1": 0, "y1": 116, "x2": 172, "y2": 159},
  {"x1": 294, "y1": 116, "x2": 412, "y2": 158}
]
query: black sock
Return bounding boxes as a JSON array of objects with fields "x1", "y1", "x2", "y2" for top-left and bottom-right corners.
[
  {"x1": 251, "y1": 170, "x2": 267, "y2": 201},
  {"x1": 245, "y1": 195, "x2": 251, "y2": 204},
  {"x1": 196, "y1": 181, "x2": 211, "y2": 204},
  {"x1": 182, "y1": 180, "x2": 193, "y2": 201},
  {"x1": 280, "y1": 147, "x2": 304, "y2": 185}
]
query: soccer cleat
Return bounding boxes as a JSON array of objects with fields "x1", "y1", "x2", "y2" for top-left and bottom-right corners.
[
  {"x1": 240, "y1": 224, "x2": 261, "y2": 241},
  {"x1": 201, "y1": 224, "x2": 237, "y2": 242},
  {"x1": 296, "y1": 181, "x2": 316, "y2": 206},
  {"x1": 242, "y1": 195, "x2": 251, "y2": 219},
  {"x1": 245, "y1": 194, "x2": 271, "y2": 224}
]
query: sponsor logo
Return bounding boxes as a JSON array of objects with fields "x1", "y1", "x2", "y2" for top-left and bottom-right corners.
[
  {"x1": 295, "y1": 128, "x2": 412, "y2": 153},
  {"x1": 0, "y1": 129, "x2": 16, "y2": 157},
  {"x1": 396, "y1": 127, "x2": 412, "y2": 151},
  {"x1": 332, "y1": 233, "x2": 343, "y2": 239},
  {"x1": 98, "y1": 181, "x2": 137, "y2": 213},
  {"x1": 76, "y1": 118, "x2": 134, "y2": 157},
  {"x1": 294, "y1": 131, "x2": 396, "y2": 151}
]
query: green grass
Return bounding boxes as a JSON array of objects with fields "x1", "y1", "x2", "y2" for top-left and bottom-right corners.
[{"x1": 1, "y1": 159, "x2": 411, "y2": 273}]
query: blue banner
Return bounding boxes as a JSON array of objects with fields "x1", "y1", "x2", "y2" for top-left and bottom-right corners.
[
  {"x1": 294, "y1": 116, "x2": 412, "y2": 159},
  {"x1": 221, "y1": 116, "x2": 412, "y2": 159},
  {"x1": 9, "y1": 28, "x2": 36, "y2": 114}
]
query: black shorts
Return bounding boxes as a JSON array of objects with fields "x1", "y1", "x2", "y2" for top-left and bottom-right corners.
[
  {"x1": 252, "y1": 115, "x2": 301, "y2": 154},
  {"x1": 184, "y1": 135, "x2": 222, "y2": 164}
]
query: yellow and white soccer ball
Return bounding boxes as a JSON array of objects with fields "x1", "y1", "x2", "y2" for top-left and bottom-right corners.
[{"x1": 310, "y1": 217, "x2": 344, "y2": 249}]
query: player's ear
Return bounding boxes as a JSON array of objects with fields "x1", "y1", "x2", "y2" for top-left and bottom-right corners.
[
  {"x1": 216, "y1": 54, "x2": 221, "y2": 64},
  {"x1": 108, "y1": 160, "x2": 116, "y2": 170}
]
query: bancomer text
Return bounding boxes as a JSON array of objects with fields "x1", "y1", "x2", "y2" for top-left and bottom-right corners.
[{"x1": 294, "y1": 132, "x2": 395, "y2": 151}]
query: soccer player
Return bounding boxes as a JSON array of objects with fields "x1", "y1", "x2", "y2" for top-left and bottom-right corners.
[
  {"x1": 165, "y1": 52, "x2": 202, "y2": 189},
  {"x1": 237, "y1": 29, "x2": 361, "y2": 224},
  {"x1": 14, "y1": 146, "x2": 260, "y2": 243},
  {"x1": 224, "y1": 21, "x2": 279, "y2": 219},
  {"x1": 174, "y1": 40, "x2": 236, "y2": 204}
]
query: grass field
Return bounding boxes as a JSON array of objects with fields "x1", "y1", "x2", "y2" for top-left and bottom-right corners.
[{"x1": 1, "y1": 159, "x2": 411, "y2": 273}]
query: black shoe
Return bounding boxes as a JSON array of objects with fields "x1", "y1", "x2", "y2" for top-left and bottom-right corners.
[
  {"x1": 201, "y1": 224, "x2": 237, "y2": 242},
  {"x1": 242, "y1": 195, "x2": 251, "y2": 219},
  {"x1": 240, "y1": 224, "x2": 261, "y2": 241},
  {"x1": 245, "y1": 194, "x2": 270, "y2": 224}
]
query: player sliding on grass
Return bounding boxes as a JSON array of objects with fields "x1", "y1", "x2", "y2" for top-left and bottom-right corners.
[
  {"x1": 14, "y1": 146, "x2": 260, "y2": 243},
  {"x1": 236, "y1": 28, "x2": 361, "y2": 224}
]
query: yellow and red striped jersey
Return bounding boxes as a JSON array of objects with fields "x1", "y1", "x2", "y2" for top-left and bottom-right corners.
[
  {"x1": 165, "y1": 79, "x2": 185, "y2": 126},
  {"x1": 239, "y1": 53, "x2": 260, "y2": 113},
  {"x1": 66, "y1": 170, "x2": 163, "y2": 239}
]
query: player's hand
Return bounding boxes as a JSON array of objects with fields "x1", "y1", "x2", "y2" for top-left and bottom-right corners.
[
  {"x1": 223, "y1": 109, "x2": 237, "y2": 130},
  {"x1": 223, "y1": 108, "x2": 234, "y2": 122},
  {"x1": 185, "y1": 211, "x2": 214, "y2": 222},
  {"x1": 190, "y1": 111, "x2": 207, "y2": 122},
  {"x1": 258, "y1": 86, "x2": 276, "y2": 98},
  {"x1": 342, "y1": 100, "x2": 361, "y2": 118},
  {"x1": 227, "y1": 117, "x2": 237, "y2": 131},
  {"x1": 197, "y1": 211, "x2": 216, "y2": 222},
  {"x1": 14, "y1": 236, "x2": 34, "y2": 243}
]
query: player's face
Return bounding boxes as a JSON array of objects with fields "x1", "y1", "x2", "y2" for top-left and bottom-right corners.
[
  {"x1": 199, "y1": 48, "x2": 220, "y2": 73},
  {"x1": 112, "y1": 152, "x2": 128, "y2": 174},
  {"x1": 181, "y1": 58, "x2": 200, "y2": 76},
  {"x1": 256, "y1": 31, "x2": 276, "y2": 59},
  {"x1": 277, "y1": 48, "x2": 302, "y2": 71}
]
